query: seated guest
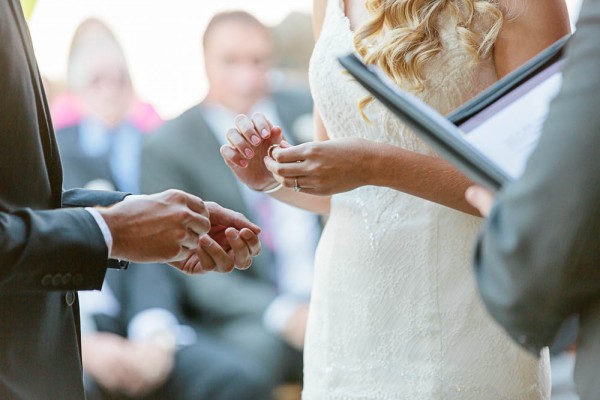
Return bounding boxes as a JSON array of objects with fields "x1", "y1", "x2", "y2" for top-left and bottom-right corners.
[
  {"x1": 141, "y1": 11, "x2": 320, "y2": 391},
  {"x1": 79, "y1": 267, "x2": 270, "y2": 400}
]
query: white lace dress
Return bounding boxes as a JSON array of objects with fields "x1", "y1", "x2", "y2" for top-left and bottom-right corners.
[{"x1": 302, "y1": 0, "x2": 551, "y2": 399}]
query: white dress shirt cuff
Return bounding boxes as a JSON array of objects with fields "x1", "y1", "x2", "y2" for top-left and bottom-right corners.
[
  {"x1": 263, "y1": 295, "x2": 303, "y2": 335},
  {"x1": 85, "y1": 207, "x2": 113, "y2": 258},
  {"x1": 128, "y1": 308, "x2": 197, "y2": 347}
]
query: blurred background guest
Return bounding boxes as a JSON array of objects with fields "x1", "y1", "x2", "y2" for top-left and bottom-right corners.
[
  {"x1": 55, "y1": 18, "x2": 271, "y2": 400},
  {"x1": 51, "y1": 18, "x2": 162, "y2": 141},
  {"x1": 56, "y1": 18, "x2": 150, "y2": 194},
  {"x1": 140, "y1": 11, "x2": 321, "y2": 397}
]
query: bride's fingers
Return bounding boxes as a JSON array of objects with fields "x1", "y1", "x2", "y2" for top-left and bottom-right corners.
[
  {"x1": 235, "y1": 114, "x2": 263, "y2": 147},
  {"x1": 251, "y1": 112, "x2": 273, "y2": 140},
  {"x1": 279, "y1": 176, "x2": 316, "y2": 191},
  {"x1": 264, "y1": 156, "x2": 308, "y2": 177},
  {"x1": 226, "y1": 128, "x2": 255, "y2": 160},
  {"x1": 272, "y1": 142, "x2": 309, "y2": 163},
  {"x1": 220, "y1": 144, "x2": 249, "y2": 168}
]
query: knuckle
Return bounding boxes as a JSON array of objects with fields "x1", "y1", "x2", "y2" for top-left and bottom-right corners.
[
  {"x1": 166, "y1": 189, "x2": 185, "y2": 202},
  {"x1": 176, "y1": 209, "x2": 191, "y2": 223},
  {"x1": 275, "y1": 165, "x2": 286, "y2": 176},
  {"x1": 221, "y1": 261, "x2": 235, "y2": 273}
]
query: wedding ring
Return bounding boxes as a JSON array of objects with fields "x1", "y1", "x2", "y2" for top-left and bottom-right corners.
[
  {"x1": 294, "y1": 177, "x2": 301, "y2": 192},
  {"x1": 267, "y1": 144, "x2": 279, "y2": 159}
]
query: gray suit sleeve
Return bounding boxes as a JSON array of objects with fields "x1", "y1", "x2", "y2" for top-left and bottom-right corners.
[{"x1": 474, "y1": 0, "x2": 600, "y2": 354}]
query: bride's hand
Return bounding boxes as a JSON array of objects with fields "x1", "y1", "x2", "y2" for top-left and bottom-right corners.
[
  {"x1": 265, "y1": 137, "x2": 374, "y2": 195},
  {"x1": 220, "y1": 113, "x2": 286, "y2": 191}
]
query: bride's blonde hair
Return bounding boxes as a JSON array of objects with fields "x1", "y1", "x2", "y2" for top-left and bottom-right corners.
[{"x1": 354, "y1": 0, "x2": 504, "y2": 112}]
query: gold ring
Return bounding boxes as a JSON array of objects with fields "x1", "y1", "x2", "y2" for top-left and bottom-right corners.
[{"x1": 267, "y1": 144, "x2": 279, "y2": 159}]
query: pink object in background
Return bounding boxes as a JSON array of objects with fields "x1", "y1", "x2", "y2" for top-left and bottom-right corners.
[{"x1": 51, "y1": 92, "x2": 162, "y2": 134}]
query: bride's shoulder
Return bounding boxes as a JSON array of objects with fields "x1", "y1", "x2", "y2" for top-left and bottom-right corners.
[{"x1": 313, "y1": 0, "x2": 329, "y2": 40}]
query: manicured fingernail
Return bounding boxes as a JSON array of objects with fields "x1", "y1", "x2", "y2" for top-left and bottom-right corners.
[
  {"x1": 251, "y1": 135, "x2": 261, "y2": 145},
  {"x1": 261, "y1": 129, "x2": 269, "y2": 138},
  {"x1": 200, "y1": 236, "x2": 211, "y2": 246},
  {"x1": 239, "y1": 160, "x2": 248, "y2": 168},
  {"x1": 244, "y1": 149, "x2": 253, "y2": 158}
]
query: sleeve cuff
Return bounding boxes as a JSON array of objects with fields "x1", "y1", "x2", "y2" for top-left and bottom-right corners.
[{"x1": 85, "y1": 207, "x2": 113, "y2": 258}]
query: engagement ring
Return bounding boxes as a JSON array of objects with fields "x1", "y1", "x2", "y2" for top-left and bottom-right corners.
[
  {"x1": 294, "y1": 177, "x2": 301, "y2": 192},
  {"x1": 267, "y1": 144, "x2": 279, "y2": 159}
]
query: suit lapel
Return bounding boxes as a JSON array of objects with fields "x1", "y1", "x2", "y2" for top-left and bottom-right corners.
[{"x1": 9, "y1": 0, "x2": 62, "y2": 204}]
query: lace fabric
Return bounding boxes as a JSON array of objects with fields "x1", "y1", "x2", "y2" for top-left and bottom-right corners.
[{"x1": 302, "y1": 0, "x2": 550, "y2": 398}]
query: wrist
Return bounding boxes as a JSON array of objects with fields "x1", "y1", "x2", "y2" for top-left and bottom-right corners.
[{"x1": 358, "y1": 139, "x2": 384, "y2": 187}]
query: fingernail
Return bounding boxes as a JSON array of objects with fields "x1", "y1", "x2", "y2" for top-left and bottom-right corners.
[
  {"x1": 239, "y1": 160, "x2": 248, "y2": 168},
  {"x1": 200, "y1": 236, "x2": 211, "y2": 246},
  {"x1": 251, "y1": 135, "x2": 261, "y2": 145},
  {"x1": 244, "y1": 149, "x2": 254, "y2": 158},
  {"x1": 261, "y1": 129, "x2": 269, "y2": 138}
]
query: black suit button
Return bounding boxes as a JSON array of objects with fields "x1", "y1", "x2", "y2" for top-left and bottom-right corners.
[
  {"x1": 52, "y1": 274, "x2": 62, "y2": 286},
  {"x1": 41, "y1": 274, "x2": 52, "y2": 287},
  {"x1": 65, "y1": 291, "x2": 75, "y2": 306},
  {"x1": 62, "y1": 273, "x2": 72, "y2": 285},
  {"x1": 73, "y1": 274, "x2": 84, "y2": 286}
]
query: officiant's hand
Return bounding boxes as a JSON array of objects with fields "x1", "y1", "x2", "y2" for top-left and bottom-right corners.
[
  {"x1": 220, "y1": 113, "x2": 286, "y2": 191},
  {"x1": 264, "y1": 138, "x2": 375, "y2": 196},
  {"x1": 465, "y1": 186, "x2": 495, "y2": 216}
]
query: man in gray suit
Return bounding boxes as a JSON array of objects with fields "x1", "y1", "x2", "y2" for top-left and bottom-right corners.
[
  {"x1": 465, "y1": 1, "x2": 600, "y2": 398},
  {"x1": 141, "y1": 11, "x2": 320, "y2": 394}
]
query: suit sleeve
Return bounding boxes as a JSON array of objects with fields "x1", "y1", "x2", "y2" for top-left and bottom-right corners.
[
  {"x1": 474, "y1": 1, "x2": 600, "y2": 354},
  {"x1": 0, "y1": 189, "x2": 129, "y2": 292}
]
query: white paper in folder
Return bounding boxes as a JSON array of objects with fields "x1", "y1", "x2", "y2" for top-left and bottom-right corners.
[{"x1": 458, "y1": 61, "x2": 565, "y2": 179}]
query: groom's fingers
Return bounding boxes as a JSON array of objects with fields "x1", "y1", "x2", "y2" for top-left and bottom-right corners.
[
  {"x1": 205, "y1": 202, "x2": 261, "y2": 234},
  {"x1": 239, "y1": 228, "x2": 261, "y2": 257},
  {"x1": 198, "y1": 235, "x2": 235, "y2": 273},
  {"x1": 225, "y1": 228, "x2": 253, "y2": 270}
]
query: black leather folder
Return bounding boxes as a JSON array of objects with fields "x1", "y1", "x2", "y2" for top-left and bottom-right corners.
[{"x1": 338, "y1": 35, "x2": 570, "y2": 190}]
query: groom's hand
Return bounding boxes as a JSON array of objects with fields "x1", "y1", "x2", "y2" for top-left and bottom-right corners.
[
  {"x1": 98, "y1": 190, "x2": 211, "y2": 264},
  {"x1": 97, "y1": 190, "x2": 262, "y2": 274}
]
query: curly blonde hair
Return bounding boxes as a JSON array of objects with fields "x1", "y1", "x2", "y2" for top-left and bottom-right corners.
[{"x1": 354, "y1": 0, "x2": 504, "y2": 112}]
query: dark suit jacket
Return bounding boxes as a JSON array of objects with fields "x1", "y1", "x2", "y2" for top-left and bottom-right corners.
[
  {"x1": 141, "y1": 95, "x2": 314, "y2": 323},
  {"x1": 474, "y1": 0, "x2": 600, "y2": 398},
  {"x1": 0, "y1": 2, "x2": 127, "y2": 398}
]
